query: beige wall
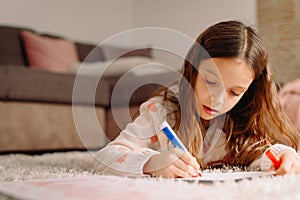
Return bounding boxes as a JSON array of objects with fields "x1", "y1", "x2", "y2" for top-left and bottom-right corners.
[
  {"x1": 131, "y1": 0, "x2": 257, "y2": 68},
  {"x1": 133, "y1": 0, "x2": 257, "y2": 39},
  {"x1": 0, "y1": 0, "x2": 134, "y2": 43},
  {"x1": 0, "y1": 0, "x2": 258, "y2": 70},
  {"x1": 257, "y1": 0, "x2": 300, "y2": 83},
  {"x1": 0, "y1": 0, "x2": 257, "y2": 44}
]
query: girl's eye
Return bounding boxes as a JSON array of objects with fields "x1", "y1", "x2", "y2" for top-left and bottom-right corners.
[
  {"x1": 230, "y1": 91, "x2": 240, "y2": 96},
  {"x1": 205, "y1": 79, "x2": 216, "y2": 85}
]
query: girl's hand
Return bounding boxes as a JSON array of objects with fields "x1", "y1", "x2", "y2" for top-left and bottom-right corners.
[
  {"x1": 270, "y1": 149, "x2": 300, "y2": 175},
  {"x1": 143, "y1": 148, "x2": 200, "y2": 178}
]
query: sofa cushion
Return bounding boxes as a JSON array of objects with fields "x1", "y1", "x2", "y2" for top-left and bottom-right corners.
[
  {"x1": 70, "y1": 56, "x2": 171, "y2": 77},
  {"x1": 102, "y1": 45, "x2": 151, "y2": 60},
  {"x1": 21, "y1": 30, "x2": 79, "y2": 73},
  {"x1": 76, "y1": 42, "x2": 105, "y2": 62},
  {"x1": 0, "y1": 67, "x2": 9, "y2": 98},
  {"x1": 106, "y1": 71, "x2": 180, "y2": 106},
  {"x1": 0, "y1": 26, "x2": 28, "y2": 66},
  {"x1": 1, "y1": 66, "x2": 110, "y2": 106}
]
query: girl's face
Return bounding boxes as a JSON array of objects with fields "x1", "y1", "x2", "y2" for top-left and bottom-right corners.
[{"x1": 194, "y1": 57, "x2": 254, "y2": 120}]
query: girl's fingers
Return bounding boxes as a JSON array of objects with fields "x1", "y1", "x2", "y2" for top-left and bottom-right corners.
[
  {"x1": 173, "y1": 157, "x2": 199, "y2": 176},
  {"x1": 145, "y1": 148, "x2": 201, "y2": 178},
  {"x1": 275, "y1": 160, "x2": 292, "y2": 175},
  {"x1": 173, "y1": 148, "x2": 200, "y2": 170},
  {"x1": 274, "y1": 150, "x2": 300, "y2": 175},
  {"x1": 150, "y1": 161, "x2": 192, "y2": 178},
  {"x1": 268, "y1": 165, "x2": 276, "y2": 172},
  {"x1": 169, "y1": 164, "x2": 191, "y2": 178}
]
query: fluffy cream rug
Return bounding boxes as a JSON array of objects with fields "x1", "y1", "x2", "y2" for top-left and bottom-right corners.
[
  {"x1": 0, "y1": 151, "x2": 98, "y2": 182},
  {"x1": 0, "y1": 151, "x2": 300, "y2": 199}
]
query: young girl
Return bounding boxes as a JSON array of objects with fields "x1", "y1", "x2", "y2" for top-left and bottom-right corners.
[{"x1": 95, "y1": 20, "x2": 300, "y2": 178}]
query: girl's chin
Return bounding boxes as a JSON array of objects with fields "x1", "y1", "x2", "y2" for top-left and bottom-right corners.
[
  {"x1": 199, "y1": 113, "x2": 213, "y2": 120},
  {"x1": 200, "y1": 115, "x2": 214, "y2": 120}
]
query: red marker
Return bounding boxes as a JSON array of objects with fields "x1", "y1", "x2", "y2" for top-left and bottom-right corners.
[{"x1": 266, "y1": 149, "x2": 282, "y2": 169}]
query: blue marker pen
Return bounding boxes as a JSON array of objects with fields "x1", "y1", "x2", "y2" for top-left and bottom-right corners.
[
  {"x1": 160, "y1": 121, "x2": 202, "y2": 177},
  {"x1": 159, "y1": 121, "x2": 188, "y2": 152}
]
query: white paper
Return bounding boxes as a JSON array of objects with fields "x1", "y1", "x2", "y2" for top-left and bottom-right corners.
[
  {"x1": 177, "y1": 171, "x2": 275, "y2": 182},
  {"x1": 0, "y1": 173, "x2": 276, "y2": 199}
]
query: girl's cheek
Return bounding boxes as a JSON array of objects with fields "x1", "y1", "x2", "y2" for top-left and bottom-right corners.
[{"x1": 226, "y1": 97, "x2": 242, "y2": 112}]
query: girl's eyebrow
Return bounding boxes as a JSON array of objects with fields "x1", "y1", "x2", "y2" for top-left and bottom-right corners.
[
  {"x1": 204, "y1": 69, "x2": 219, "y2": 78},
  {"x1": 231, "y1": 86, "x2": 248, "y2": 90},
  {"x1": 204, "y1": 69, "x2": 249, "y2": 90}
]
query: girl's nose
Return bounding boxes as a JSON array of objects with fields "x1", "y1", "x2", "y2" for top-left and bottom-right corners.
[{"x1": 210, "y1": 90, "x2": 226, "y2": 110}]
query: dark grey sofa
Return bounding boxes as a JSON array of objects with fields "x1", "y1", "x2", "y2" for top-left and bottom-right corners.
[{"x1": 0, "y1": 25, "x2": 179, "y2": 152}]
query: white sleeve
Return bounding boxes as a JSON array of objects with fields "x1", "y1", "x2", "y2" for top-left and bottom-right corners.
[
  {"x1": 94, "y1": 97, "x2": 168, "y2": 177},
  {"x1": 259, "y1": 144, "x2": 298, "y2": 171}
]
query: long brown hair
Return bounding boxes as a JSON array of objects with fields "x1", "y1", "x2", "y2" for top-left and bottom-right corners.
[{"x1": 157, "y1": 20, "x2": 299, "y2": 168}]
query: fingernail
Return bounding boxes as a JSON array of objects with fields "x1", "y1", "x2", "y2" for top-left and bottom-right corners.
[
  {"x1": 196, "y1": 170, "x2": 202, "y2": 177},
  {"x1": 191, "y1": 171, "x2": 202, "y2": 177}
]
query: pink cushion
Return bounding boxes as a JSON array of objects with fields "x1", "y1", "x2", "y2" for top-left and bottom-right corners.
[{"x1": 21, "y1": 30, "x2": 79, "y2": 73}]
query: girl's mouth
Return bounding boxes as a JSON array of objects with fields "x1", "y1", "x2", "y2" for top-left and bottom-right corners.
[{"x1": 202, "y1": 105, "x2": 218, "y2": 115}]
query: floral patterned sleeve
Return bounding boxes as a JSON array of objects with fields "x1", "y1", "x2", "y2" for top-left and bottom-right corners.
[{"x1": 94, "y1": 97, "x2": 169, "y2": 177}]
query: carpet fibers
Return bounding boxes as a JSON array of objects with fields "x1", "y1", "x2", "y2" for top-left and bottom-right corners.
[{"x1": 0, "y1": 151, "x2": 300, "y2": 199}]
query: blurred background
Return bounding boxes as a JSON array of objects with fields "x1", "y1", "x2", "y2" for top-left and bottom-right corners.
[
  {"x1": 0, "y1": 0, "x2": 298, "y2": 83},
  {"x1": 0, "y1": 0, "x2": 256, "y2": 44},
  {"x1": 0, "y1": 0, "x2": 299, "y2": 152}
]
